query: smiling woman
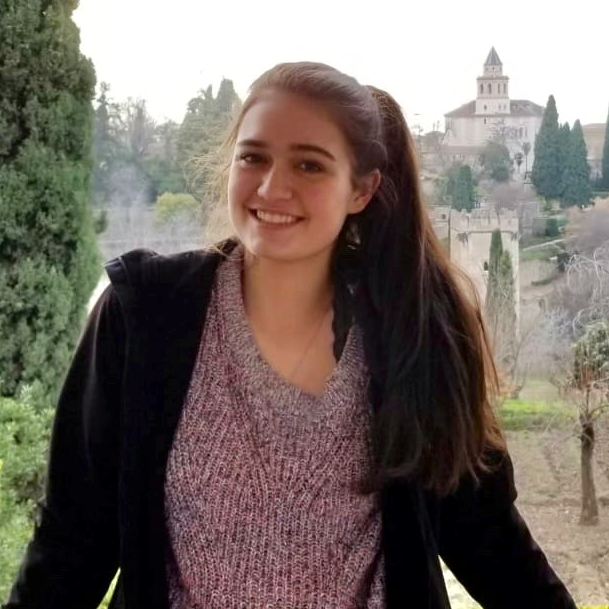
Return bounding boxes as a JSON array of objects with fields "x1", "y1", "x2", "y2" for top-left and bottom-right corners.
[
  {"x1": 3, "y1": 62, "x2": 577, "y2": 609},
  {"x1": 227, "y1": 89, "x2": 379, "y2": 267}
]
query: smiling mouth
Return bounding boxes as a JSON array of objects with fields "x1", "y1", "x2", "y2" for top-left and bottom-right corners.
[{"x1": 250, "y1": 209, "x2": 303, "y2": 225}]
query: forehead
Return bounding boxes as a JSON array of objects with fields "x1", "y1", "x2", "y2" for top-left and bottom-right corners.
[{"x1": 237, "y1": 89, "x2": 349, "y2": 152}]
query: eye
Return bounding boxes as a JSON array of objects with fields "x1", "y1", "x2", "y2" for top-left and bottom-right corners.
[
  {"x1": 298, "y1": 160, "x2": 324, "y2": 173},
  {"x1": 238, "y1": 152, "x2": 265, "y2": 164}
]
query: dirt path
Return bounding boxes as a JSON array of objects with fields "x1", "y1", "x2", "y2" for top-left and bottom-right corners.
[{"x1": 446, "y1": 428, "x2": 609, "y2": 607}]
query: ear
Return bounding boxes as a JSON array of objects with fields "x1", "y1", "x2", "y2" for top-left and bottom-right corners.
[{"x1": 348, "y1": 169, "x2": 381, "y2": 214}]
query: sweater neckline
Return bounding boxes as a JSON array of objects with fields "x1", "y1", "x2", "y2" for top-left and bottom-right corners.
[{"x1": 215, "y1": 244, "x2": 368, "y2": 428}]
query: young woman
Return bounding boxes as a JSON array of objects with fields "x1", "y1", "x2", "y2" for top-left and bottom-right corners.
[{"x1": 5, "y1": 62, "x2": 576, "y2": 609}]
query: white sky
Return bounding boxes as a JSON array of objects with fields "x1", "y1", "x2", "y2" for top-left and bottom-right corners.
[{"x1": 73, "y1": 0, "x2": 609, "y2": 133}]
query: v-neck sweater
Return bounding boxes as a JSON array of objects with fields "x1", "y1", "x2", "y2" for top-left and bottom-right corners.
[{"x1": 164, "y1": 247, "x2": 386, "y2": 608}]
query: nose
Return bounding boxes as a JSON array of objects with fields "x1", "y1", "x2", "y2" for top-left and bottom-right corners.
[{"x1": 257, "y1": 163, "x2": 292, "y2": 201}]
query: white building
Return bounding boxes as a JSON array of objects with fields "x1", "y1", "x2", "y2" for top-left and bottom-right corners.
[{"x1": 442, "y1": 48, "x2": 544, "y2": 173}]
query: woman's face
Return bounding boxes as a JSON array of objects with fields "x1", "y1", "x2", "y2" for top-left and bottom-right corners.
[{"x1": 227, "y1": 89, "x2": 376, "y2": 265}]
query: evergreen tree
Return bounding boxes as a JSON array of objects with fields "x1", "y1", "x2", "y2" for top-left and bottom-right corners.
[
  {"x1": 561, "y1": 120, "x2": 592, "y2": 208},
  {"x1": 557, "y1": 122, "x2": 571, "y2": 196},
  {"x1": 451, "y1": 165, "x2": 476, "y2": 212},
  {"x1": 176, "y1": 79, "x2": 241, "y2": 202},
  {"x1": 532, "y1": 95, "x2": 562, "y2": 199},
  {"x1": 485, "y1": 229, "x2": 503, "y2": 312},
  {"x1": 602, "y1": 105, "x2": 609, "y2": 189},
  {"x1": 145, "y1": 120, "x2": 185, "y2": 199},
  {"x1": 0, "y1": 0, "x2": 99, "y2": 398},
  {"x1": 482, "y1": 141, "x2": 511, "y2": 182},
  {"x1": 496, "y1": 250, "x2": 517, "y2": 366},
  {"x1": 92, "y1": 83, "x2": 122, "y2": 207},
  {"x1": 485, "y1": 230, "x2": 517, "y2": 370}
]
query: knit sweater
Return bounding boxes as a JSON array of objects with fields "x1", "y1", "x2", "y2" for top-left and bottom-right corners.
[{"x1": 164, "y1": 246, "x2": 385, "y2": 608}]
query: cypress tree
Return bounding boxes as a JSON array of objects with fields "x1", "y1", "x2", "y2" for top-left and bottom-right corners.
[
  {"x1": 557, "y1": 122, "x2": 571, "y2": 197},
  {"x1": 602, "y1": 105, "x2": 609, "y2": 189},
  {"x1": 496, "y1": 250, "x2": 517, "y2": 366},
  {"x1": 561, "y1": 120, "x2": 592, "y2": 208},
  {"x1": 485, "y1": 229, "x2": 503, "y2": 314},
  {"x1": 532, "y1": 95, "x2": 562, "y2": 199},
  {"x1": 485, "y1": 229, "x2": 517, "y2": 369},
  {"x1": 0, "y1": 0, "x2": 99, "y2": 398},
  {"x1": 451, "y1": 165, "x2": 475, "y2": 212}
]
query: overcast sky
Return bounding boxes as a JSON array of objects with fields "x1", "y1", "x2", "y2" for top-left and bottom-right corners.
[{"x1": 73, "y1": 0, "x2": 609, "y2": 132}]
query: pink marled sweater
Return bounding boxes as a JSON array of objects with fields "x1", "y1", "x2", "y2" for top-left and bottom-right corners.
[{"x1": 164, "y1": 246, "x2": 385, "y2": 608}]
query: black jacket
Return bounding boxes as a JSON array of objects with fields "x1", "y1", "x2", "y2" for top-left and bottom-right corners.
[{"x1": 4, "y1": 248, "x2": 577, "y2": 609}]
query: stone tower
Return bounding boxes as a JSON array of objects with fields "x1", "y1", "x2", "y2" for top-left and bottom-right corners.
[
  {"x1": 475, "y1": 47, "x2": 510, "y2": 116},
  {"x1": 449, "y1": 208, "x2": 520, "y2": 322}
]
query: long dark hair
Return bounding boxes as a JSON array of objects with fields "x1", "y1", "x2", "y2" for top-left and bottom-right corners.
[{"x1": 220, "y1": 62, "x2": 505, "y2": 496}]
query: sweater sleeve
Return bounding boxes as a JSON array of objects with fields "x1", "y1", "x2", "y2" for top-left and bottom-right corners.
[
  {"x1": 3, "y1": 285, "x2": 125, "y2": 609},
  {"x1": 438, "y1": 451, "x2": 577, "y2": 609}
]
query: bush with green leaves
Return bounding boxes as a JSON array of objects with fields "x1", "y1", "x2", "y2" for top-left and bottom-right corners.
[
  {"x1": 154, "y1": 192, "x2": 201, "y2": 225},
  {"x1": 0, "y1": 390, "x2": 53, "y2": 601}
]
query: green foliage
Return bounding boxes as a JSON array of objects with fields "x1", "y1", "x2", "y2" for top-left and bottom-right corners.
[
  {"x1": 154, "y1": 192, "x2": 200, "y2": 225},
  {"x1": 0, "y1": 390, "x2": 53, "y2": 600},
  {"x1": 532, "y1": 95, "x2": 563, "y2": 199},
  {"x1": 0, "y1": 0, "x2": 100, "y2": 398},
  {"x1": 486, "y1": 229, "x2": 503, "y2": 295},
  {"x1": 433, "y1": 163, "x2": 460, "y2": 205},
  {"x1": 573, "y1": 321, "x2": 609, "y2": 389},
  {"x1": 485, "y1": 232, "x2": 517, "y2": 369},
  {"x1": 557, "y1": 122, "x2": 571, "y2": 194},
  {"x1": 177, "y1": 79, "x2": 240, "y2": 201},
  {"x1": 0, "y1": 390, "x2": 52, "y2": 506},
  {"x1": 561, "y1": 121, "x2": 593, "y2": 209},
  {"x1": 601, "y1": 106, "x2": 609, "y2": 190},
  {"x1": 451, "y1": 165, "x2": 476, "y2": 211},
  {"x1": 499, "y1": 399, "x2": 572, "y2": 431},
  {"x1": 144, "y1": 120, "x2": 184, "y2": 199},
  {"x1": 0, "y1": 467, "x2": 32, "y2": 602},
  {"x1": 546, "y1": 217, "x2": 559, "y2": 237},
  {"x1": 91, "y1": 80, "x2": 241, "y2": 210},
  {"x1": 482, "y1": 141, "x2": 512, "y2": 182}
]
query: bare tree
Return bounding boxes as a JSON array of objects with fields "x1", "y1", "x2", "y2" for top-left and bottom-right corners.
[
  {"x1": 543, "y1": 252, "x2": 609, "y2": 525},
  {"x1": 565, "y1": 246, "x2": 609, "y2": 330},
  {"x1": 488, "y1": 118, "x2": 520, "y2": 146},
  {"x1": 552, "y1": 322, "x2": 609, "y2": 525},
  {"x1": 120, "y1": 98, "x2": 156, "y2": 159}
]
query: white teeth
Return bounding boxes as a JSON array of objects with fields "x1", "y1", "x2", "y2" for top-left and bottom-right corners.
[{"x1": 255, "y1": 210, "x2": 299, "y2": 225}]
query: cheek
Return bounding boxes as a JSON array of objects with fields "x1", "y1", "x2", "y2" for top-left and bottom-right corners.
[
  {"x1": 306, "y1": 181, "x2": 352, "y2": 220},
  {"x1": 228, "y1": 168, "x2": 252, "y2": 208}
]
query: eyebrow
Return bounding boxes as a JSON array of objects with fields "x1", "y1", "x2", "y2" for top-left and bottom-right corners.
[{"x1": 236, "y1": 138, "x2": 337, "y2": 162}]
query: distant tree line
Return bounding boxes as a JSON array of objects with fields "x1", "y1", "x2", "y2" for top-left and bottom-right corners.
[{"x1": 91, "y1": 79, "x2": 241, "y2": 216}]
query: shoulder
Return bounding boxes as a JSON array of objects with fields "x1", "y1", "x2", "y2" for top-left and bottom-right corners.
[
  {"x1": 104, "y1": 241, "x2": 238, "y2": 301},
  {"x1": 100, "y1": 242, "x2": 235, "y2": 326},
  {"x1": 104, "y1": 247, "x2": 220, "y2": 289}
]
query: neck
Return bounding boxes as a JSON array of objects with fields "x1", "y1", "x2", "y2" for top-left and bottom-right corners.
[{"x1": 242, "y1": 250, "x2": 333, "y2": 332}]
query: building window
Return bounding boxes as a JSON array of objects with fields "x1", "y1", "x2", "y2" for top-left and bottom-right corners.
[
  {"x1": 487, "y1": 83, "x2": 491, "y2": 94},
  {"x1": 503, "y1": 83, "x2": 507, "y2": 94},
  {"x1": 483, "y1": 261, "x2": 489, "y2": 271},
  {"x1": 497, "y1": 83, "x2": 501, "y2": 94},
  {"x1": 484, "y1": 104, "x2": 487, "y2": 111},
  {"x1": 479, "y1": 83, "x2": 483, "y2": 94},
  {"x1": 484, "y1": 118, "x2": 487, "y2": 124}
]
